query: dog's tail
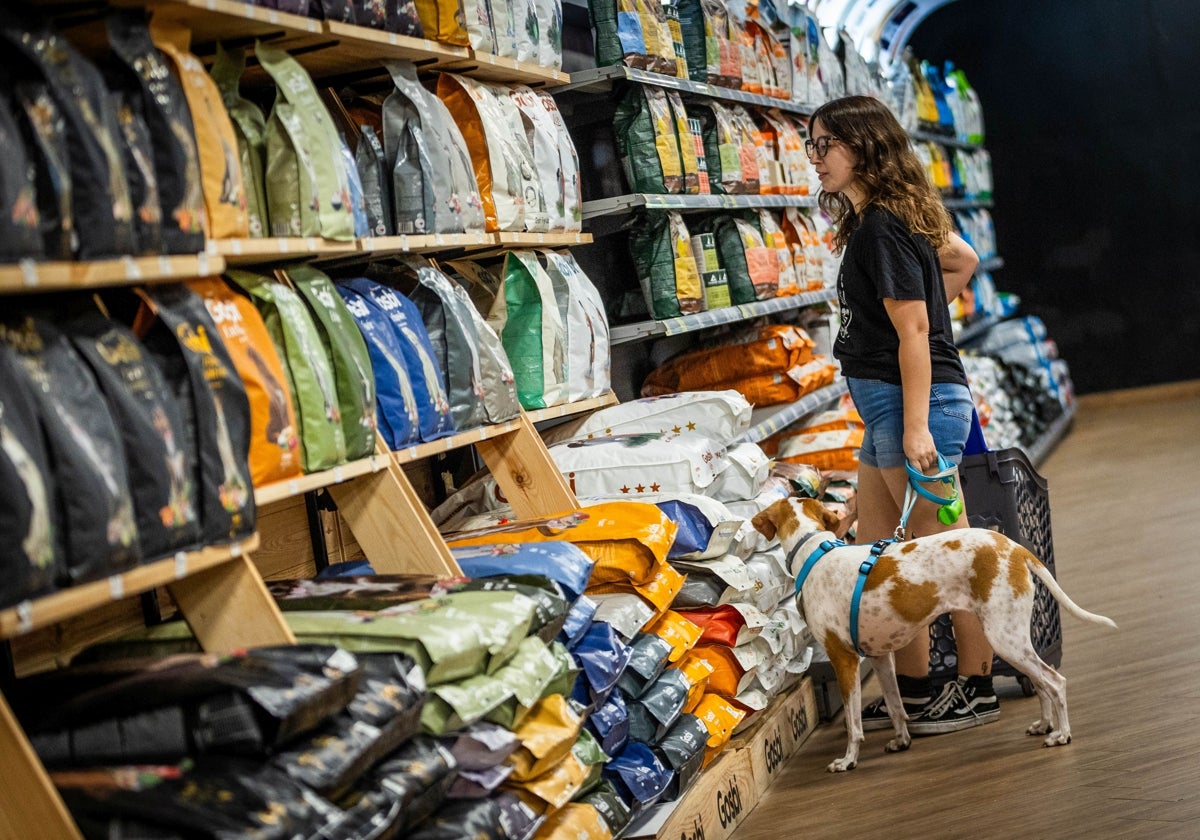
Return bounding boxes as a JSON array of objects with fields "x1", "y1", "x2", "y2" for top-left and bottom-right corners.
[{"x1": 1023, "y1": 549, "x2": 1118, "y2": 629}]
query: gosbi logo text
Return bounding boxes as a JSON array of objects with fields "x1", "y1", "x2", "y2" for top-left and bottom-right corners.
[
  {"x1": 764, "y1": 728, "x2": 784, "y2": 775},
  {"x1": 680, "y1": 819, "x2": 705, "y2": 840},
  {"x1": 789, "y1": 703, "x2": 809, "y2": 741},
  {"x1": 716, "y1": 778, "x2": 743, "y2": 828}
]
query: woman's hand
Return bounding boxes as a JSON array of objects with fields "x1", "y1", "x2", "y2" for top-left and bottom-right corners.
[{"x1": 904, "y1": 426, "x2": 939, "y2": 473}]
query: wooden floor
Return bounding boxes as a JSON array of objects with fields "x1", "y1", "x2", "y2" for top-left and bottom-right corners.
[{"x1": 735, "y1": 385, "x2": 1200, "y2": 840}]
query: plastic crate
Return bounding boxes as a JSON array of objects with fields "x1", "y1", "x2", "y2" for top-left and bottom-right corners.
[{"x1": 928, "y1": 447, "x2": 1063, "y2": 692}]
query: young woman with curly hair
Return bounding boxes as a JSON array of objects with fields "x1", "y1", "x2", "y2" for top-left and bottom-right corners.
[{"x1": 807, "y1": 95, "x2": 997, "y2": 734}]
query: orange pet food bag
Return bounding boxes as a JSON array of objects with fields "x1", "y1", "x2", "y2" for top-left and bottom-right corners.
[{"x1": 185, "y1": 278, "x2": 301, "y2": 486}]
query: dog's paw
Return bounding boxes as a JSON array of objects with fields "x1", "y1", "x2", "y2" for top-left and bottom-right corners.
[
  {"x1": 1027, "y1": 719, "x2": 1054, "y2": 736},
  {"x1": 827, "y1": 757, "x2": 857, "y2": 773},
  {"x1": 885, "y1": 734, "x2": 911, "y2": 753},
  {"x1": 1042, "y1": 731, "x2": 1072, "y2": 747}
]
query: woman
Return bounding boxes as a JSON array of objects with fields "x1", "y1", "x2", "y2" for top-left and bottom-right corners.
[{"x1": 807, "y1": 95, "x2": 997, "y2": 734}]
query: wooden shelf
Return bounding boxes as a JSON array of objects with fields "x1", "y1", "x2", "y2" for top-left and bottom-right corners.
[
  {"x1": 0, "y1": 254, "x2": 223, "y2": 293},
  {"x1": 116, "y1": 0, "x2": 566, "y2": 87},
  {"x1": 207, "y1": 237, "x2": 358, "y2": 264},
  {"x1": 0, "y1": 535, "x2": 259, "y2": 641},
  {"x1": 253, "y1": 455, "x2": 390, "y2": 507}
]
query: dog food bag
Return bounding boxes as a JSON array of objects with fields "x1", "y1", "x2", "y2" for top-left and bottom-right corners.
[
  {"x1": 628, "y1": 210, "x2": 702, "y2": 320},
  {"x1": 461, "y1": 0, "x2": 496, "y2": 53},
  {"x1": 0, "y1": 344, "x2": 60, "y2": 605},
  {"x1": 548, "y1": 431, "x2": 730, "y2": 499},
  {"x1": 489, "y1": 250, "x2": 567, "y2": 409},
  {"x1": 664, "y1": 90, "x2": 701, "y2": 195},
  {"x1": 485, "y1": 634, "x2": 562, "y2": 728},
  {"x1": 354, "y1": 125, "x2": 393, "y2": 238},
  {"x1": 12, "y1": 83, "x2": 69, "y2": 261},
  {"x1": 1, "y1": 315, "x2": 141, "y2": 584},
  {"x1": 758, "y1": 208, "x2": 800, "y2": 296},
  {"x1": 614, "y1": 85, "x2": 683, "y2": 195},
  {"x1": 108, "y1": 92, "x2": 164, "y2": 255},
  {"x1": 532, "y1": 91, "x2": 582, "y2": 231},
  {"x1": 184, "y1": 278, "x2": 302, "y2": 487},
  {"x1": 539, "y1": 249, "x2": 611, "y2": 398},
  {"x1": 484, "y1": 83, "x2": 549, "y2": 233},
  {"x1": 149, "y1": 21, "x2": 249, "y2": 240},
  {"x1": 452, "y1": 541, "x2": 594, "y2": 601},
  {"x1": 505, "y1": 693, "x2": 585, "y2": 782},
  {"x1": 589, "y1": 0, "x2": 675, "y2": 75},
  {"x1": 105, "y1": 15, "x2": 205, "y2": 253},
  {"x1": 2, "y1": 17, "x2": 136, "y2": 258},
  {"x1": 415, "y1": 0, "x2": 470, "y2": 44},
  {"x1": 132, "y1": 285, "x2": 256, "y2": 544},
  {"x1": 538, "y1": 0, "x2": 564, "y2": 69},
  {"x1": 337, "y1": 133, "x2": 371, "y2": 238},
  {"x1": 63, "y1": 309, "x2": 200, "y2": 564},
  {"x1": 550, "y1": 390, "x2": 751, "y2": 446},
  {"x1": 602, "y1": 740, "x2": 672, "y2": 807},
  {"x1": 386, "y1": 62, "x2": 486, "y2": 235},
  {"x1": 705, "y1": 440, "x2": 770, "y2": 503},
  {"x1": 615, "y1": 632, "x2": 674, "y2": 697},
  {"x1": 727, "y1": 214, "x2": 779, "y2": 300},
  {"x1": 674, "y1": 0, "x2": 708, "y2": 83},
  {"x1": 209, "y1": 48, "x2": 269, "y2": 239},
  {"x1": 510, "y1": 0, "x2": 539, "y2": 64},
  {"x1": 590, "y1": 592, "x2": 656, "y2": 642},
  {"x1": 777, "y1": 428, "x2": 864, "y2": 471},
  {"x1": 437, "y1": 73, "x2": 528, "y2": 232},
  {"x1": 627, "y1": 667, "x2": 689, "y2": 743},
  {"x1": 641, "y1": 323, "x2": 815, "y2": 395},
  {"x1": 436, "y1": 263, "x2": 522, "y2": 423},
  {"x1": 227, "y1": 271, "x2": 348, "y2": 472},
  {"x1": 422, "y1": 671, "x2": 514, "y2": 734},
  {"x1": 346, "y1": 736, "x2": 457, "y2": 834},
  {"x1": 334, "y1": 285, "x2": 419, "y2": 448},
  {"x1": 257, "y1": 40, "x2": 355, "y2": 241},
  {"x1": 530, "y1": 251, "x2": 596, "y2": 403},
  {"x1": 380, "y1": 258, "x2": 488, "y2": 432},
  {"x1": 287, "y1": 266, "x2": 379, "y2": 460},
  {"x1": 509, "y1": 86, "x2": 570, "y2": 231},
  {"x1": 339, "y1": 277, "x2": 456, "y2": 441}
]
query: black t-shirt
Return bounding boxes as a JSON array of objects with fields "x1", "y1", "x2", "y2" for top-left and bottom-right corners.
[{"x1": 833, "y1": 205, "x2": 968, "y2": 387}]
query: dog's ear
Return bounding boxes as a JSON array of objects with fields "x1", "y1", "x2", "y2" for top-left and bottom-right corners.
[
  {"x1": 818, "y1": 501, "x2": 842, "y2": 533},
  {"x1": 750, "y1": 505, "x2": 777, "y2": 541},
  {"x1": 800, "y1": 498, "x2": 841, "y2": 533}
]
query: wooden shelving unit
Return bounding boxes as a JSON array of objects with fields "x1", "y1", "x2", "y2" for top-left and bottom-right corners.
[{"x1": 0, "y1": 5, "x2": 595, "y2": 838}]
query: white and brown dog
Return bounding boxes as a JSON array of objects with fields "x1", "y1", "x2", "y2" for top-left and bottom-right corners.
[{"x1": 751, "y1": 497, "x2": 1117, "y2": 773}]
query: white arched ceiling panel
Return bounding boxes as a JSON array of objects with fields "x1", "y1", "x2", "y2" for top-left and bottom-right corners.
[{"x1": 804, "y1": 0, "x2": 960, "y2": 69}]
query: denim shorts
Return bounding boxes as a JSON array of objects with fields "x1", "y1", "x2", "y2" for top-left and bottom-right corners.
[{"x1": 845, "y1": 378, "x2": 974, "y2": 469}]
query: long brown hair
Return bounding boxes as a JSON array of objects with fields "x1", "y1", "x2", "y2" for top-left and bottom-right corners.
[{"x1": 810, "y1": 95, "x2": 953, "y2": 254}]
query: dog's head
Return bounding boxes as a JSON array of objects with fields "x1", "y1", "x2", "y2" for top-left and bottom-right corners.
[{"x1": 750, "y1": 497, "x2": 840, "y2": 546}]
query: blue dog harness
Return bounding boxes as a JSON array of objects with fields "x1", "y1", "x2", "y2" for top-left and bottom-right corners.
[{"x1": 789, "y1": 536, "x2": 896, "y2": 655}]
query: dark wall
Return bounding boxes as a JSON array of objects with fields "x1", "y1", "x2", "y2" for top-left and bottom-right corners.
[{"x1": 910, "y1": 0, "x2": 1200, "y2": 394}]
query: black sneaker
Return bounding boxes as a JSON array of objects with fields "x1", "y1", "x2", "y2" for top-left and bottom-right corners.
[
  {"x1": 861, "y1": 675, "x2": 931, "y2": 731},
  {"x1": 908, "y1": 675, "x2": 1000, "y2": 735}
]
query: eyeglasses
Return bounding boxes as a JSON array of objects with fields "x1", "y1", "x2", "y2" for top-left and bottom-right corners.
[{"x1": 804, "y1": 136, "x2": 841, "y2": 158}]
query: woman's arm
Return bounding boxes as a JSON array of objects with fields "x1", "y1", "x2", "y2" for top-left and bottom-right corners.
[
  {"x1": 884, "y1": 297, "x2": 938, "y2": 471},
  {"x1": 939, "y1": 232, "x2": 980, "y2": 302}
]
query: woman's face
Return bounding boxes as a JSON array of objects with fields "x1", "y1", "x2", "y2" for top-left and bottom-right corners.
[{"x1": 809, "y1": 118, "x2": 861, "y2": 202}]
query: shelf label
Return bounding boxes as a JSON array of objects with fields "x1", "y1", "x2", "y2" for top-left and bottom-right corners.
[
  {"x1": 230, "y1": 542, "x2": 243, "y2": 558},
  {"x1": 333, "y1": 466, "x2": 345, "y2": 483},
  {"x1": 16, "y1": 600, "x2": 33, "y2": 634},
  {"x1": 122, "y1": 256, "x2": 143, "y2": 279},
  {"x1": 399, "y1": 234, "x2": 409, "y2": 251},
  {"x1": 20, "y1": 259, "x2": 38, "y2": 287},
  {"x1": 288, "y1": 479, "x2": 300, "y2": 497},
  {"x1": 109, "y1": 575, "x2": 125, "y2": 600},
  {"x1": 175, "y1": 551, "x2": 189, "y2": 579},
  {"x1": 158, "y1": 255, "x2": 172, "y2": 275}
]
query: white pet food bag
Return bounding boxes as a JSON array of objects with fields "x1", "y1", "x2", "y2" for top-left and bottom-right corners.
[
  {"x1": 548, "y1": 431, "x2": 729, "y2": 498},
  {"x1": 509, "y1": 85, "x2": 568, "y2": 231},
  {"x1": 534, "y1": 91, "x2": 582, "y2": 231},
  {"x1": 536, "y1": 251, "x2": 593, "y2": 402},
  {"x1": 539, "y1": 249, "x2": 611, "y2": 399},
  {"x1": 486, "y1": 82, "x2": 549, "y2": 232},
  {"x1": 463, "y1": 0, "x2": 496, "y2": 53},
  {"x1": 545, "y1": 389, "x2": 752, "y2": 445},
  {"x1": 705, "y1": 440, "x2": 771, "y2": 503}
]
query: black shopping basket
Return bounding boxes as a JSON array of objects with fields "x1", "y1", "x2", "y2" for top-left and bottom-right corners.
[{"x1": 927, "y1": 414, "x2": 1062, "y2": 695}]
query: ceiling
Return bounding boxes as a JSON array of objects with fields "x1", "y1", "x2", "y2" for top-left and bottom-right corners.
[{"x1": 803, "y1": 0, "x2": 959, "y2": 67}]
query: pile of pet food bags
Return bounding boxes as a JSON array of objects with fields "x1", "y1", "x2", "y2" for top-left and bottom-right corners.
[{"x1": 0, "y1": 11, "x2": 579, "y2": 264}]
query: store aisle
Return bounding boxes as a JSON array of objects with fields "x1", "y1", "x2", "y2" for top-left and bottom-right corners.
[{"x1": 735, "y1": 385, "x2": 1200, "y2": 840}]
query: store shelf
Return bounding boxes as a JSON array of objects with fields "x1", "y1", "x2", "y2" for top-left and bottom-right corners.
[
  {"x1": 943, "y1": 198, "x2": 994, "y2": 210},
  {"x1": 208, "y1": 237, "x2": 358, "y2": 264},
  {"x1": 525, "y1": 391, "x2": 619, "y2": 423},
  {"x1": 741, "y1": 379, "x2": 849, "y2": 444},
  {"x1": 1027, "y1": 402, "x2": 1076, "y2": 467},
  {"x1": 911, "y1": 129, "x2": 984, "y2": 150},
  {"x1": 107, "y1": 0, "x2": 566, "y2": 86},
  {"x1": 493, "y1": 231, "x2": 594, "y2": 247},
  {"x1": 254, "y1": 455, "x2": 390, "y2": 507},
  {"x1": 0, "y1": 534, "x2": 259, "y2": 641},
  {"x1": 610, "y1": 288, "x2": 837, "y2": 345},
  {"x1": 583, "y1": 193, "x2": 818, "y2": 221},
  {"x1": 0, "y1": 253, "x2": 222, "y2": 293},
  {"x1": 551, "y1": 65, "x2": 820, "y2": 116}
]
